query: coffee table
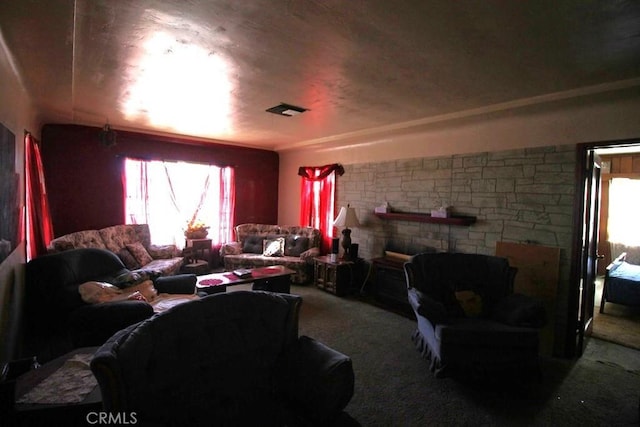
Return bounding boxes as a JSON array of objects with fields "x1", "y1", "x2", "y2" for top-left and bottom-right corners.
[{"x1": 196, "y1": 265, "x2": 295, "y2": 294}]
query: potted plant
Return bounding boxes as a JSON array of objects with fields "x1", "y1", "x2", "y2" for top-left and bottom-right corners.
[{"x1": 184, "y1": 220, "x2": 209, "y2": 239}]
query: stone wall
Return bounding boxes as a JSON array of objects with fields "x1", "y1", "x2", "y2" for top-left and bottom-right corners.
[{"x1": 336, "y1": 144, "x2": 577, "y2": 355}]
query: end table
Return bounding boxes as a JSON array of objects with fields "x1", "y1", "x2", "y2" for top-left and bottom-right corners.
[{"x1": 313, "y1": 256, "x2": 361, "y2": 296}]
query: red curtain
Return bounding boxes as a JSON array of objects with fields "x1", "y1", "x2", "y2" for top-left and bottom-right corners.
[
  {"x1": 298, "y1": 164, "x2": 344, "y2": 253},
  {"x1": 25, "y1": 132, "x2": 54, "y2": 260}
]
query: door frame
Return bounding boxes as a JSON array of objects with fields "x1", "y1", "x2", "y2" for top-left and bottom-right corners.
[{"x1": 566, "y1": 138, "x2": 640, "y2": 358}]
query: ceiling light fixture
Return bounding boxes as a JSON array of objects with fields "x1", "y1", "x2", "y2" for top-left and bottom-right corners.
[
  {"x1": 99, "y1": 123, "x2": 117, "y2": 147},
  {"x1": 266, "y1": 103, "x2": 308, "y2": 117}
]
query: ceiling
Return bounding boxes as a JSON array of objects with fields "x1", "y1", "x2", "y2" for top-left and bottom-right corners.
[{"x1": 1, "y1": 0, "x2": 640, "y2": 151}]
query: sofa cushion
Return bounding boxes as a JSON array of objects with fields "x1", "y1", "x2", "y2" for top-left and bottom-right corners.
[
  {"x1": 490, "y1": 293, "x2": 546, "y2": 328},
  {"x1": 117, "y1": 248, "x2": 141, "y2": 270},
  {"x1": 127, "y1": 242, "x2": 154, "y2": 266},
  {"x1": 263, "y1": 237, "x2": 285, "y2": 257},
  {"x1": 243, "y1": 235, "x2": 265, "y2": 254},
  {"x1": 139, "y1": 258, "x2": 184, "y2": 276},
  {"x1": 99, "y1": 225, "x2": 139, "y2": 253},
  {"x1": 285, "y1": 236, "x2": 310, "y2": 257},
  {"x1": 48, "y1": 230, "x2": 107, "y2": 252}
]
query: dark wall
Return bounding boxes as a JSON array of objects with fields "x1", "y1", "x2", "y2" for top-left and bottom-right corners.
[{"x1": 41, "y1": 124, "x2": 279, "y2": 237}]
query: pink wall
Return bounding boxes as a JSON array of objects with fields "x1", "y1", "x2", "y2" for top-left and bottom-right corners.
[{"x1": 41, "y1": 124, "x2": 279, "y2": 237}]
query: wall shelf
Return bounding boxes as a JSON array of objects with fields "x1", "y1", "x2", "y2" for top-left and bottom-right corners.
[{"x1": 374, "y1": 212, "x2": 477, "y2": 226}]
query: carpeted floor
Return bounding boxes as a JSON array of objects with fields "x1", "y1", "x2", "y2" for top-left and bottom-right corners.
[
  {"x1": 593, "y1": 277, "x2": 640, "y2": 350},
  {"x1": 227, "y1": 283, "x2": 640, "y2": 426}
]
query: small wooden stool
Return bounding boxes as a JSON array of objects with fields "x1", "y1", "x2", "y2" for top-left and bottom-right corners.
[{"x1": 182, "y1": 260, "x2": 210, "y2": 275}]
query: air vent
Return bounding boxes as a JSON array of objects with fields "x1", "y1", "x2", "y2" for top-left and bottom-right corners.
[{"x1": 266, "y1": 103, "x2": 308, "y2": 117}]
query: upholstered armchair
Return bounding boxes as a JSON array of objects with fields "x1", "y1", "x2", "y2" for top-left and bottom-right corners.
[
  {"x1": 404, "y1": 252, "x2": 546, "y2": 379},
  {"x1": 91, "y1": 291, "x2": 355, "y2": 426}
]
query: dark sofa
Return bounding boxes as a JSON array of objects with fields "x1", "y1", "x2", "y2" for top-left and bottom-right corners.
[
  {"x1": 91, "y1": 291, "x2": 355, "y2": 426},
  {"x1": 404, "y1": 252, "x2": 546, "y2": 379},
  {"x1": 24, "y1": 248, "x2": 196, "y2": 363}
]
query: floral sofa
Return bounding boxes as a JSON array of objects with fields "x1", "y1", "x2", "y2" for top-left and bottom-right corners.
[
  {"x1": 220, "y1": 224, "x2": 321, "y2": 284},
  {"x1": 47, "y1": 224, "x2": 184, "y2": 276}
]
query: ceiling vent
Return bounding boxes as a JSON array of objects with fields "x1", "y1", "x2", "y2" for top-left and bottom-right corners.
[{"x1": 266, "y1": 103, "x2": 308, "y2": 117}]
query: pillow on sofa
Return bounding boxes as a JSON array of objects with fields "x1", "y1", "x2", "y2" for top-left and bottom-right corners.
[
  {"x1": 118, "y1": 248, "x2": 141, "y2": 270},
  {"x1": 79, "y1": 281, "x2": 123, "y2": 303},
  {"x1": 454, "y1": 290, "x2": 483, "y2": 318},
  {"x1": 242, "y1": 235, "x2": 265, "y2": 254},
  {"x1": 79, "y1": 280, "x2": 158, "y2": 304},
  {"x1": 112, "y1": 271, "x2": 144, "y2": 288},
  {"x1": 284, "y1": 235, "x2": 310, "y2": 257},
  {"x1": 263, "y1": 237, "x2": 285, "y2": 257},
  {"x1": 126, "y1": 242, "x2": 154, "y2": 266}
]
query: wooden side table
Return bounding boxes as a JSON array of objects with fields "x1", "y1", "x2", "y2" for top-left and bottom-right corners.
[
  {"x1": 313, "y1": 256, "x2": 361, "y2": 296},
  {"x1": 372, "y1": 257, "x2": 410, "y2": 308},
  {"x1": 182, "y1": 238, "x2": 212, "y2": 275}
]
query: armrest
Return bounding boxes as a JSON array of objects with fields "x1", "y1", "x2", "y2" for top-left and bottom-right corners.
[
  {"x1": 154, "y1": 274, "x2": 197, "y2": 294},
  {"x1": 220, "y1": 242, "x2": 242, "y2": 257},
  {"x1": 300, "y1": 247, "x2": 320, "y2": 263},
  {"x1": 147, "y1": 244, "x2": 180, "y2": 259},
  {"x1": 279, "y1": 336, "x2": 354, "y2": 422},
  {"x1": 68, "y1": 301, "x2": 153, "y2": 347},
  {"x1": 490, "y1": 293, "x2": 546, "y2": 328},
  {"x1": 408, "y1": 288, "x2": 449, "y2": 324}
]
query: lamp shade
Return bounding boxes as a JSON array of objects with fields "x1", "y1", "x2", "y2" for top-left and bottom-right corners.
[{"x1": 333, "y1": 205, "x2": 360, "y2": 228}]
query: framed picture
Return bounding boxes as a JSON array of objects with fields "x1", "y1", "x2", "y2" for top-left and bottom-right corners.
[{"x1": 0, "y1": 123, "x2": 20, "y2": 263}]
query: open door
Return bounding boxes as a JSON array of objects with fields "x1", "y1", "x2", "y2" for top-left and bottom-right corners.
[{"x1": 576, "y1": 150, "x2": 602, "y2": 356}]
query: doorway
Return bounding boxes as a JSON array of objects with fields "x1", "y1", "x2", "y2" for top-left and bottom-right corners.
[
  {"x1": 591, "y1": 145, "x2": 640, "y2": 350},
  {"x1": 568, "y1": 140, "x2": 640, "y2": 357}
]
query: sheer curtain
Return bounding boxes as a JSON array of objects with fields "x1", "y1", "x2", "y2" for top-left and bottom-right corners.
[
  {"x1": 124, "y1": 158, "x2": 235, "y2": 248},
  {"x1": 25, "y1": 132, "x2": 54, "y2": 260},
  {"x1": 298, "y1": 164, "x2": 344, "y2": 253},
  {"x1": 608, "y1": 178, "x2": 640, "y2": 246}
]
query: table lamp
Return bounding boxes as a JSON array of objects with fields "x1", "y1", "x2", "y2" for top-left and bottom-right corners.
[{"x1": 333, "y1": 204, "x2": 360, "y2": 260}]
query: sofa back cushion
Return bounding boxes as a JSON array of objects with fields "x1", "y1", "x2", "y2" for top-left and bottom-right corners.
[
  {"x1": 284, "y1": 235, "x2": 310, "y2": 256},
  {"x1": 48, "y1": 230, "x2": 107, "y2": 253},
  {"x1": 235, "y1": 224, "x2": 321, "y2": 254},
  {"x1": 99, "y1": 224, "x2": 152, "y2": 253}
]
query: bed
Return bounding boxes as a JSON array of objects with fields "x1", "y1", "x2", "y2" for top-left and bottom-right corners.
[{"x1": 600, "y1": 252, "x2": 640, "y2": 313}]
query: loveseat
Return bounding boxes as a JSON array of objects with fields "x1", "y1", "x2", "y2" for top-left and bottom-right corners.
[
  {"x1": 47, "y1": 223, "x2": 184, "y2": 276},
  {"x1": 220, "y1": 223, "x2": 321, "y2": 284},
  {"x1": 404, "y1": 252, "x2": 546, "y2": 379},
  {"x1": 24, "y1": 248, "x2": 197, "y2": 363},
  {"x1": 91, "y1": 291, "x2": 355, "y2": 426}
]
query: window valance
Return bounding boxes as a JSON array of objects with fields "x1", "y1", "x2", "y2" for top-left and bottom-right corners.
[{"x1": 297, "y1": 163, "x2": 344, "y2": 181}]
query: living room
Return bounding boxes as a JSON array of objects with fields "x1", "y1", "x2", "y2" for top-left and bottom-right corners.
[{"x1": 2, "y1": 1, "x2": 640, "y2": 425}]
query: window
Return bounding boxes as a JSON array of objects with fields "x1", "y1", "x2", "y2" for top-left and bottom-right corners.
[
  {"x1": 299, "y1": 164, "x2": 344, "y2": 252},
  {"x1": 124, "y1": 158, "x2": 235, "y2": 248},
  {"x1": 607, "y1": 178, "x2": 640, "y2": 246}
]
